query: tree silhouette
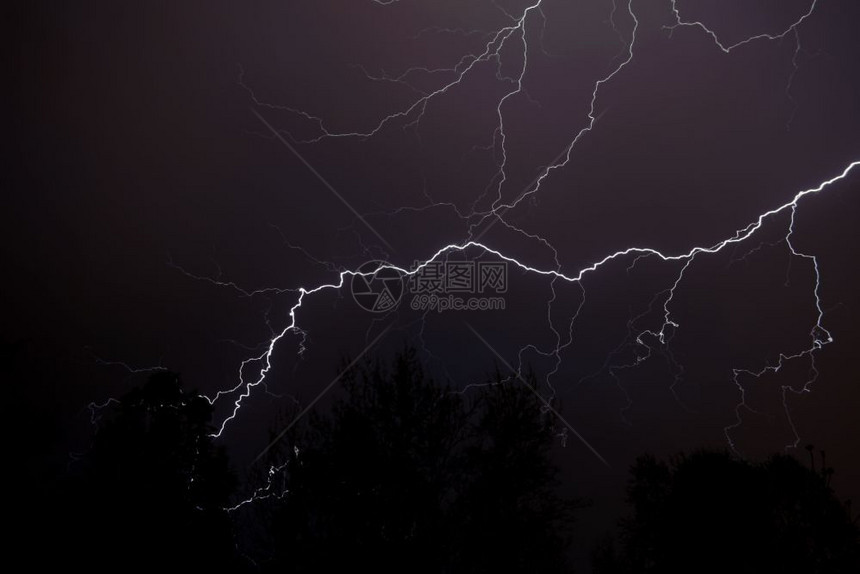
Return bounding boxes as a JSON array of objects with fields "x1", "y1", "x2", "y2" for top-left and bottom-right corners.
[
  {"x1": 593, "y1": 449, "x2": 860, "y2": 574},
  {"x1": 451, "y1": 373, "x2": 580, "y2": 573},
  {"x1": 263, "y1": 349, "x2": 580, "y2": 573},
  {"x1": 72, "y1": 371, "x2": 240, "y2": 569},
  {"x1": 268, "y1": 349, "x2": 465, "y2": 572}
]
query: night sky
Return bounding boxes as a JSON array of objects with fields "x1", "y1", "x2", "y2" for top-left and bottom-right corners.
[{"x1": 5, "y1": 0, "x2": 860, "y2": 568}]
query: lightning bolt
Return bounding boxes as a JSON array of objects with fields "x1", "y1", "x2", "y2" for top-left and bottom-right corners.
[
  {"x1": 84, "y1": 1, "x2": 856, "y2": 509},
  {"x1": 665, "y1": 0, "x2": 818, "y2": 53},
  {"x1": 217, "y1": 158, "x2": 857, "y2": 507},
  {"x1": 202, "y1": 155, "x2": 857, "y2": 435}
]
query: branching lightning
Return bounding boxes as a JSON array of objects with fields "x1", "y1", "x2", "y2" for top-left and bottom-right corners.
[
  {"x1": 205, "y1": 158, "x2": 858, "y2": 436},
  {"x1": 210, "y1": 156, "x2": 857, "y2": 509},
  {"x1": 85, "y1": 1, "x2": 857, "y2": 509},
  {"x1": 665, "y1": 0, "x2": 818, "y2": 54}
]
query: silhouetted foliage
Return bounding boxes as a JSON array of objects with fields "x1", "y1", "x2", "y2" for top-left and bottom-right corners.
[
  {"x1": 2, "y1": 339, "x2": 71, "y2": 557},
  {"x1": 451, "y1": 375, "x2": 579, "y2": 573},
  {"x1": 263, "y1": 349, "x2": 580, "y2": 573},
  {"x1": 73, "y1": 371, "x2": 240, "y2": 569},
  {"x1": 593, "y1": 449, "x2": 860, "y2": 574}
]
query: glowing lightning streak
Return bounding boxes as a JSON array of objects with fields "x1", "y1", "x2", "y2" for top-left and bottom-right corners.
[
  {"x1": 481, "y1": 0, "x2": 637, "y2": 218},
  {"x1": 70, "y1": 0, "x2": 852, "y2": 517},
  {"x1": 206, "y1": 161, "x2": 859, "y2": 439},
  {"x1": 206, "y1": 0, "x2": 854, "y2": 509},
  {"x1": 253, "y1": 3, "x2": 542, "y2": 144},
  {"x1": 724, "y1": 198, "x2": 833, "y2": 453},
  {"x1": 220, "y1": 157, "x2": 856, "y2": 508},
  {"x1": 666, "y1": 0, "x2": 818, "y2": 53},
  {"x1": 225, "y1": 459, "x2": 291, "y2": 512}
]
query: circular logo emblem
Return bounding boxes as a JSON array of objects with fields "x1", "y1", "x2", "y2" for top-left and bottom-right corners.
[{"x1": 350, "y1": 260, "x2": 404, "y2": 313}]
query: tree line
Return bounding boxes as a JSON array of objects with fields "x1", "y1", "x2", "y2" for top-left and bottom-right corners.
[{"x1": 38, "y1": 346, "x2": 859, "y2": 572}]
